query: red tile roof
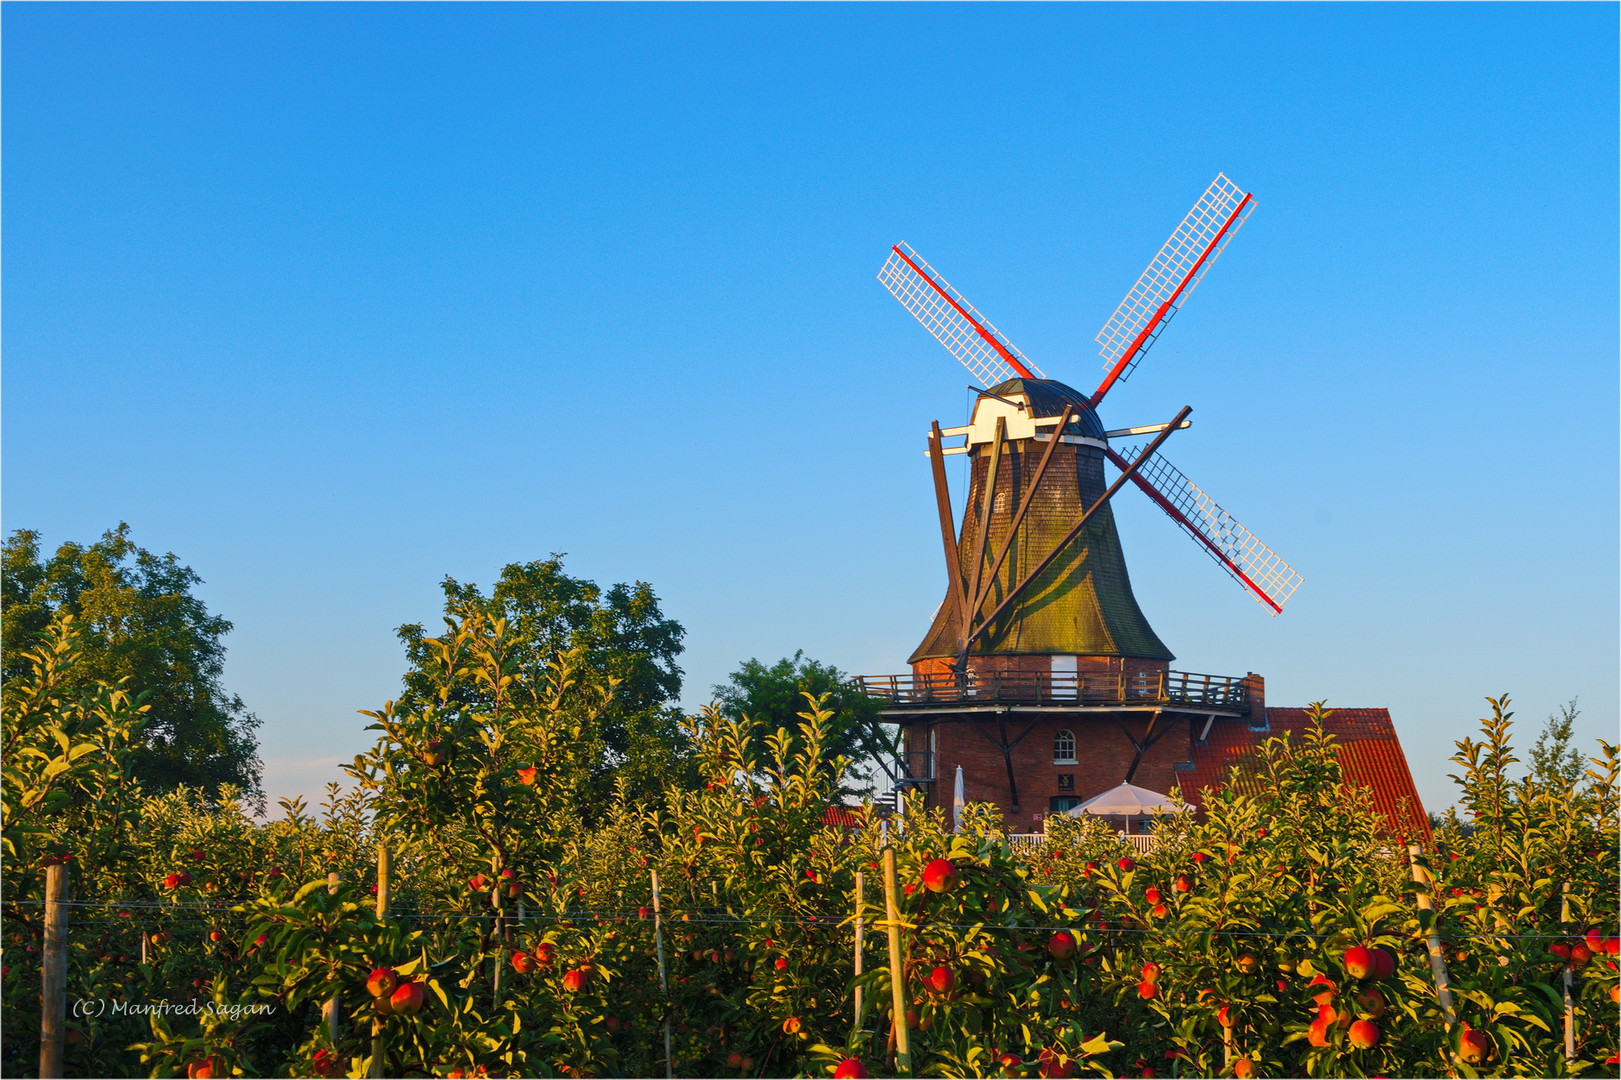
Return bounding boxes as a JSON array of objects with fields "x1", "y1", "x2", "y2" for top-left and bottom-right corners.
[
  {"x1": 821, "y1": 805, "x2": 865, "y2": 830},
  {"x1": 1176, "y1": 707, "x2": 1431, "y2": 844}
]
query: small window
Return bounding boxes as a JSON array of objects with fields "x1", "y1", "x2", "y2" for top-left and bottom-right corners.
[
  {"x1": 1049, "y1": 796, "x2": 1082, "y2": 813},
  {"x1": 1053, "y1": 728, "x2": 1077, "y2": 764}
]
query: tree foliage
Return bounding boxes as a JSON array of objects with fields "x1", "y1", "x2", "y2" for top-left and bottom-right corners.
[
  {"x1": 1, "y1": 525, "x2": 262, "y2": 804},
  {"x1": 394, "y1": 556, "x2": 691, "y2": 813},
  {"x1": 711, "y1": 651, "x2": 897, "y2": 794}
]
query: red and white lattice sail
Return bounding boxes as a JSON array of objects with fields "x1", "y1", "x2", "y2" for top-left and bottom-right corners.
[
  {"x1": 1106, "y1": 445, "x2": 1302, "y2": 615},
  {"x1": 878, "y1": 242, "x2": 1044, "y2": 388},
  {"x1": 1091, "y1": 174, "x2": 1254, "y2": 405}
]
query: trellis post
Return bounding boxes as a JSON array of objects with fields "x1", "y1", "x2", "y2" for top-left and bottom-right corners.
[
  {"x1": 1406, "y1": 844, "x2": 1456, "y2": 1029},
  {"x1": 882, "y1": 848, "x2": 912, "y2": 1077},
  {"x1": 853, "y1": 871, "x2": 866, "y2": 1026},
  {"x1": 39, "y1": 864, "x2": 68, "y2": 1079},
  {"x1": 651, "y1": 870, "x2": 673, "y2": 1079}
]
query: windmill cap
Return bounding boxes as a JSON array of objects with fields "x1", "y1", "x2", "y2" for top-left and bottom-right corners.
[{"x1": 982, "y1": 378, "x2": 1107, "y2": 439}]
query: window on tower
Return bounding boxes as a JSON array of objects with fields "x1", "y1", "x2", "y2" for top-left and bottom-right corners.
[{"x1": 1053, "y1": 728, "x2": 1077, "y2": 764}]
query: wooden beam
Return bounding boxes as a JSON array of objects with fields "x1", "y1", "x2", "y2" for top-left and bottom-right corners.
[
  {"x1": 963, "y1": 415, "x2": 1006, "y2": 641},
  {"x1": 963, "y1": 406, "x2": 1192, "y2": 654},
  {"x1": 969, "y1": 405, "x2": 1073, "y2": 628},
  {"x1": 927, "y1": 422, "x2": 971, "y2": 655}
]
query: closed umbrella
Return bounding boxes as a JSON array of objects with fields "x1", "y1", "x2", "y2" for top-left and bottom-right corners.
[{"x1": 952, "y1": 765, "x2": 965, "y2": 833}]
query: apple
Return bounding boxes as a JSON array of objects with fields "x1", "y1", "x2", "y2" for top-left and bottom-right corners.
[
  {"x1": 1355, "y1": 986, "x2": 1386, "y2": 1018},
  {"x1": 1232, "y1": 1058, "x2": 1255, "y2": 1079},
  {"x1": 1083, "y1": 861, "x2": 1098, "y2": 876},
  {"x1": 926, "y1": 965, "x2": 954, "y2": 995},
  {"x1": 1343, "y1": 945, "x2": 1374, "y2": 980},
  {"x1": 1141, "y1": 961, "x2": 1161, "y2": 983},
  {"x1": 833, "y1": 1059, "x2": 870, "y2": 1078},
  {"x1": 774, "y1": 957, "x2": 789, "y2": 971},
  {"x1": 511, "y1": 951, "x2": 537, "y2": 974},
  {"x1": 389, "y1": 980, "x2": 426, "y2": 1016},
  {"x1": 1151, "y1": 903, "x2": 1168, "y2": 918},
  {"x1": 1235, "y1": 953, "x2": 1259, "y2": 975},
  {"x1": 997, "y1": 1052, "x2": 1023, "y2": 1076},
  {"x1": 186, "y1": 1058, "x2": 221, "y2": 1079},
  {"x1": 604, "y1": 1016, "x2": 622, "y2": 1032},
  {"x1": 469, "y1": 873, "x2": 489, "y2": 891},
  {"x1": 1037, "y1": 1047, "x2": 1074, "y2": 1079},
  {"x1": 1144, "y1": 886, "x2": 1162, "y2": 905},
  {"x1": 562, "y1": 967, "x2": 591, "y2": 992},
  {"x1": 638, "y1": 907, "x2": 651, "y2": 919},
  {"x1": 1370, "y1": 947, "x2": 1396, "y2": 980},
  {"x1": 1458, "y1": 1026, "x2": 1490, "y2": 1064},
  {"x1": 517, "y1": 767, "x2": 539, "y2": 786},
  {"x1": 533, "y1": 942, "x2": 556, "y2": 965},
  {"x1": 1570, "y1": 942, "x2": 1593, "y2": 966},
  {"x1": 1192, "y1": 851, "x2": 1210, "y2": 864},
  {"x1": 1606, "y1": 936, "x2": 1619, "y2": 956},
  {"x1": 1348, "y1": 1018, "x2": 1380, "y2": 1049},
  {"x1": 420, "y1": 740, "x2": 448, "y2": 767},
  {"x1": 1137, "y1": 979, "x2": 1158, "y2": 1000},
  {"x1": 1255, "y1": 827, "x2": 1268, "y2": 838},
  {"x1": 726, "y1": 1052, "x2": 743, "y2": 1069},
  {"x1": 209, "y1": 930, "x2": 223, "y2": 943},
  {"x1": 1216, "y1": 1004, "x2": 1233, "y2": 1028},
  {"x1": 1048, "y1": 931, "x2": 1077, "y2": 961},
  {"x1": 164, "y1": 872, "x2": 192, "y2": 889},
  {"x1": 1118, "y1": 856, "x2": 1136, "y2": 872},
  {"x1": 922, "y1": 858, "x2": 958, "y2": 893},
  {"x1": 367, "y1": 967, "x2": 399, "y2": 998},
  {"x1": 266, "y1": 866, "x2": 284, "y2": 880},
  {"x1": 1585, "y1": 928, "x2": 1603, "y2": 953},
  {"x1": 782, "y1": 1016, "x2": 803, "y2": 1034},
  {"x1": 1174, "y1": 874, "x2": 1193, "y2": 893},
  {"x1": 1550, "y1": 942, "x2": 1571, "y2": 960},
  {"x1": 1307, "y1": 1016, "x2": 1331, "y2": 1047},
  {"x1": 740, "y1": 1058, "x2": 754, "y2": 1072}
]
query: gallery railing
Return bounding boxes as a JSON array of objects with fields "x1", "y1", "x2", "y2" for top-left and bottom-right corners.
[{"x1": 855, "y1": 669, "x2": 1248, "y2": 710}]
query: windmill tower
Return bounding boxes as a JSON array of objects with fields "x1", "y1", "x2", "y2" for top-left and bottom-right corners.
[{"x1": 862, "y1": 175, "x2": 1302, "y2": 830}]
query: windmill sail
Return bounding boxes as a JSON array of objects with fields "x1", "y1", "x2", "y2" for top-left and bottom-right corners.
[
  {"x1": 1092, "y1": 175, "x2": 1254, "y2": 404},
  {"x1": 1109, "y1": 445, "x2": 1301, "y2": 615},
  {"x1": 879, "y1": 242, "x2": 1043, "y2": 387}
]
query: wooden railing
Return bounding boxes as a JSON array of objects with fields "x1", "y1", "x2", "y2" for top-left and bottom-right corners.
[
  {"x1": 855, "y1": 669, "x2": 1248, "y2": 710},
  {"x1": 1006, "y1": 832, "x2": 1158, "y2": 853}
]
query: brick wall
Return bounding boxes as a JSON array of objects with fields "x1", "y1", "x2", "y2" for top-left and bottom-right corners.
[{"x1": 904, "y1": 709, "x2": 1199, "y2": 833}]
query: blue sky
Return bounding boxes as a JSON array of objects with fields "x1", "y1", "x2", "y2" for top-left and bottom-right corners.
[{"x1": 5, "y1": 4, "x2": 1616, "y2": 815}]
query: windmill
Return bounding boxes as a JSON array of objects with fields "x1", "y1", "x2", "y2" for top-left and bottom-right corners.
[{"x1": 865, "y1": 174, "x2": 1301, "y2": 822}]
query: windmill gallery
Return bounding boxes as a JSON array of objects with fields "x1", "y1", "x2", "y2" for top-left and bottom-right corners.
[{"x1": 857, "y1": 175, "x2": 1429, "y2": 842}]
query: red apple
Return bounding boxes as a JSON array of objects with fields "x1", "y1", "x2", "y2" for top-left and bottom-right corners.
[
  {"x1": 997, "y1": 1052, "x2": 1023, "y2": 1076},
  {"x1": 1192, "y1": 851, "x2": 1210, "y2": 864},
  {"x1": 1047, "y1": 931, "x2": 1077, "y2": 961},
  {"x1": 925, "y1": 964, "x2": 954, "y2": 995},
  {"x1": 517, "y1": 766, "x2": 539, "y2": 786},
  {"x1": 1037, "y1": 1047, "x2": 1073, "y2": 1079},
  {"x1": 1370, "y1": 946, "x2": 1396, "y2": 980},
  {"x1": 1550, "y1": 942, "x2": 1571, "y2": 960},
  {"x1": 1349, "y1": 1018, "x2": 1380, "y2": 1049},
  {"x1": 726, "y1": 1052, "x2": 743, "y2": 1069},
  {"x1": 1141, "y1": 961, "x2": 1161, "y2": 983},
  {"x1": 1458, "y1": 1026, "x2": 1490, "y2": 1064},
  {"x1": 389, "y1": 980, "x2": 426, "y2": 1016},
  {"x1": 1137, "y1": 979, "x2": 1158, "y2": 1000},
  {"x1": 1151, "y1": 902, "x2": 1168, "y2": 918},
  {"x1": 511, "y1": 951, "x2": 537, "y2": 974},
  {"x1": 833, "y1": 1059, "x2": 870, "y2": 1078},
  {"x1": 1144, "y1": 886, "x2": 1162, "y2": 905},
  {"x1": 781, "y1": 1016, "x2": 803, "y2": 1034},
  {"x1": 1570, "y1": 942, "x2": 1593, "y2": 966},
  {"x1": 366, "y1": 967, "x2": 399, "y2": 999},
  {"x1": 1174, "y1": 874, "x2": 1193, "y2": 893},
  {"x1": 420, "y1": 740, "x2": 448, "y2": 767},
  {"x1": 1307, "y1": 1016, "x2": 1331, "y2": 1047},
  {"x1": 1356, "y1": 986, "x2": 1386, "y2": 1019},
  {"x1": 164, "y1": 872, "x2": 192, "y2": 889},
  {"x1": 922, "y1": 858, "x2": 958, "y2": 893},
  {"x1": 1343, "y1": 945, "x2": 1374, "y2": 980},
  {"x1": 1118, "y1": 856, "x2": 1136, "y2": 872},
  {"x1": 638, "y1": 907, "x2": 651, "y2": 920},
  {"x1": 533, "y1": 941, "x2": 556, "y2": 965},
  {"x1": 1235, "y1": 953, "x2": 1259, "y2": 974},
  {"x1": 774, "y1": 957, "x2": 789, "y2": 971},
  {"x1": 1233, "y1": 1057, "x2": 1255, "y2": 1079}
]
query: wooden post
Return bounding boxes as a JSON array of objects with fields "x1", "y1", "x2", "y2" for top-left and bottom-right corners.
[
  {"x1": 651, "y1": 870, "x2": 673, "y2": 1080},
  {"x1": 1221, "y1": 1014, "x2": 1235, "y2": 1069},
  {"x1": 140, "y1": 927, "x2": 148, "y2": 966},
  {"x1": 370, "y1": 844, "x2": 391, "y2": 1079},
  {"x1": 39, "y1": 864, "x2": 68, "y2": 1079},
  {"x1": 1407, "y1": 845, "x2": 1456, "y2": 1029},
  {"x1": 882, "y1": 848, "x2": 912, "y2": 1078},
  {"x1": 491, "y1": 869, "x2": 504, "y2": 1005},
  {"x1": 1561, "y1": 882, "x2": 1575, "y2": 1064},
  {"x1": 323, "y1": 872, "x2": 342, "y2": 1043},
  {"x1": 853, "y1": 871, "x2": 866, "y2": 1027}
]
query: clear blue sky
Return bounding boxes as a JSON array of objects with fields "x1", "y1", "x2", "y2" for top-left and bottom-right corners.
[{"x1": 5, "y1": 4, "x2": 1616, "y2": 815}]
